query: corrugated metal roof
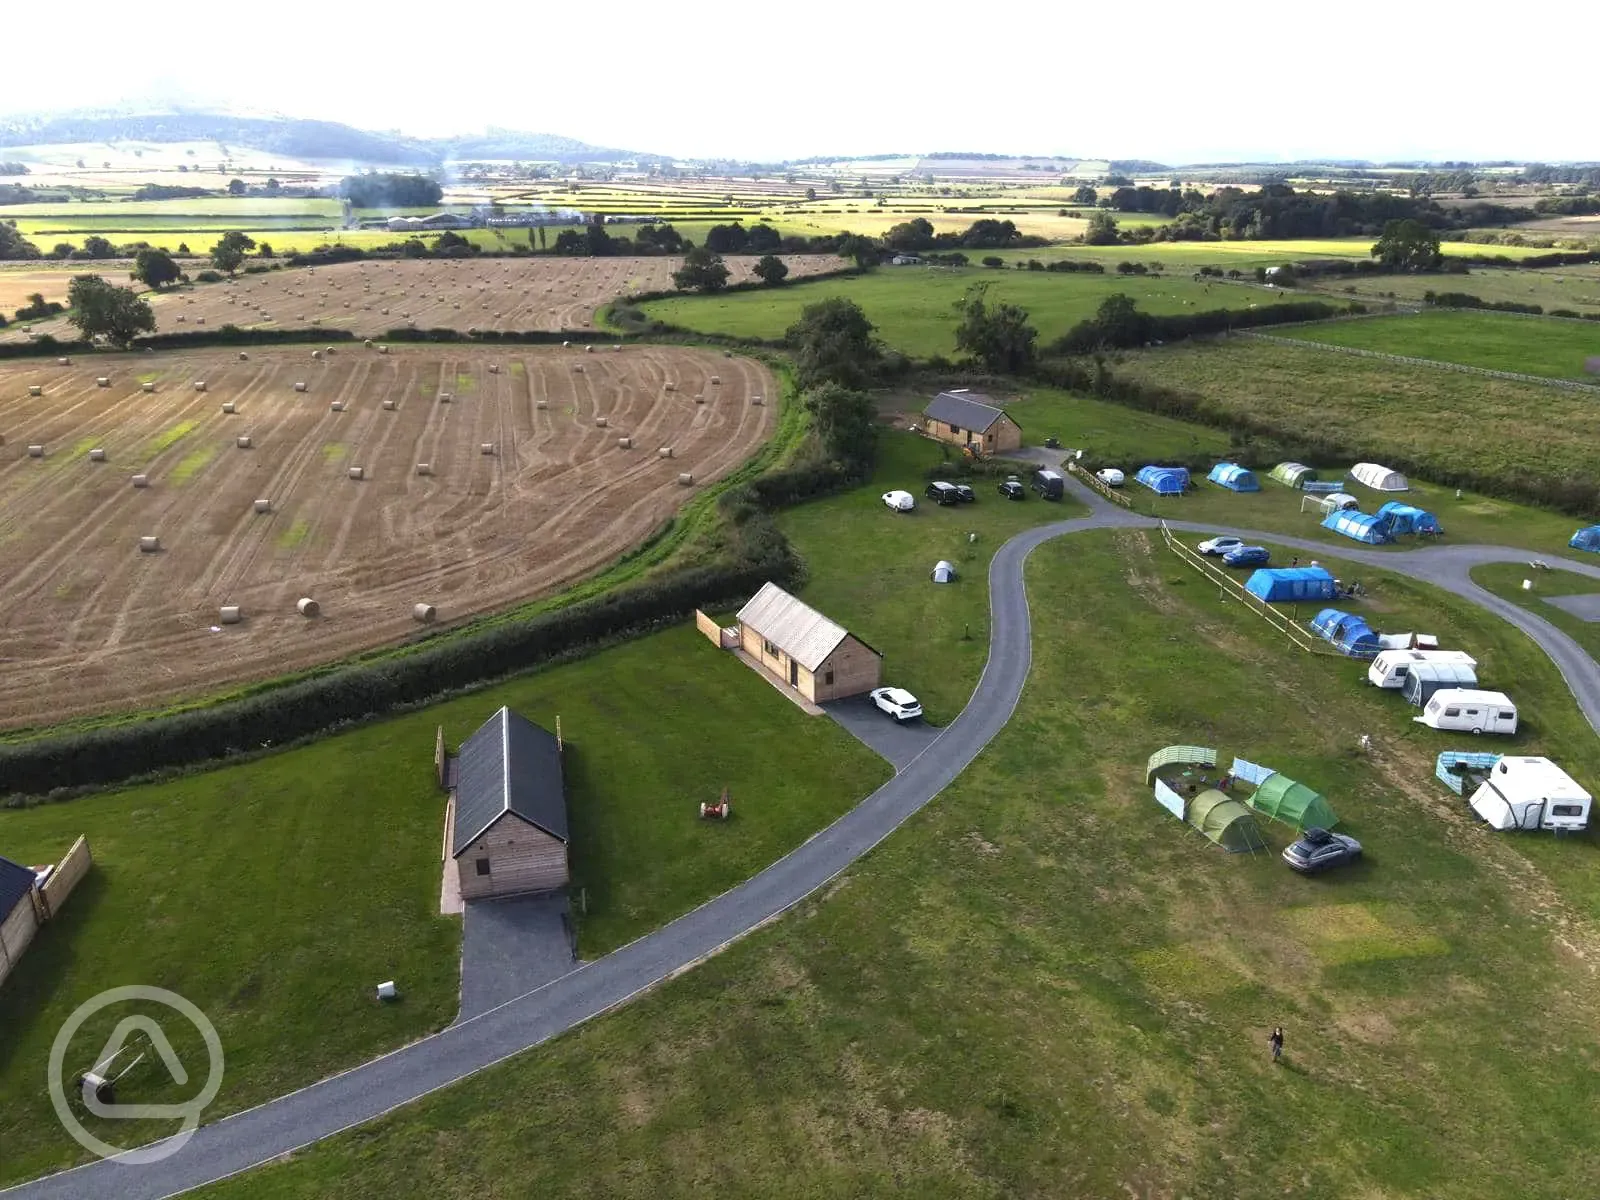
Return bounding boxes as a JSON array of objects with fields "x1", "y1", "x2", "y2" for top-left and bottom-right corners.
[
  {"x1": 737, "y1": 581, "x2": 854, "y2": 672},
  {"x1": 0, "y1": 855, "x2": 36, "y2": 918},
  {"x1": 924, "y1": 392, "x2": 1010, "y2": 433},
  {"x1": 451, "y1": 707, "x2": 567, "y2": 857}
]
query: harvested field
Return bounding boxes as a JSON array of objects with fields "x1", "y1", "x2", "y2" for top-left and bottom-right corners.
[
  {"x1": 0, "y1": 345, "x2": 774, "y2": 728},
  {"x1": 0, "y1": 265, "x2": 99, "y2": 318},
  {"x1": 0, "y1": 255, "x2": 844, "y2": 342}
]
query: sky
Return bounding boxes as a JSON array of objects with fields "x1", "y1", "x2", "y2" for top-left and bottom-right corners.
[{"x1": 3, "y1": 0, "x2": 1596, "y2": 164}]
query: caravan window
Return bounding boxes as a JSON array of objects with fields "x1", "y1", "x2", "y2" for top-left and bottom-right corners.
[
  {"x1": 1552, "y1": 804, "x2": 1584, "y2": 818},
  {"x1": 1444, "y1": 707, "x2": 1460, "y2": 717},
  {"x1": 1499, "y1": 711, "x2": 1515, "y2": 720},
  {"x1": 1465, "y1": 708, "x2": 1480, "y2": 717},
  {"x1": 1395, "y1": 667, "x2": 1410, "y2": 678}
]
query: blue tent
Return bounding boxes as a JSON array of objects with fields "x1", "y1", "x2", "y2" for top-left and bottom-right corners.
[
  {"x1": 1376, "y1": 501, "x2": 1442, "y2": 536},
  {"x1": 1207, "y1": 463, "x2": 1261, "y2": 492},
  {"x1": 1136, "y1": 465, "x2": 1188, "y2": 495},
  {"x1": 1571, "y1": 525, "x2": 1600, "y2": 554},
  {"x1": 1245, "y1": 566, "x2": 1337, "y2": 603},
  {"x1": 1322, "y1": 510, "x2": 1392, "y2": 545},
  {"x1": 1310, "y1": 608, "x2": 1381, "y2": 658}
]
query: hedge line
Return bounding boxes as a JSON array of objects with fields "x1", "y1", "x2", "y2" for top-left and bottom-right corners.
[
  {"x1": 0, "y1": 327, "x2": 358, "y2": 361},
  {"x1": 1049, "y1": 299, "x2": 1357, "y2": 355}
]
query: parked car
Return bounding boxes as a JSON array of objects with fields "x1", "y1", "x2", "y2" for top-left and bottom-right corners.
[
  {"x1": 998, "y1": 476, "x2": 1026, "y2": 501},
  {"x1": 1096, "y1": 468, "x2": 1125, "y2": 487},
  {"x1": 953, "y1": 483, "x2": 976, "y2": 503},
  {"x1": 1032, "y1": 468, "x2": 1065, "y2": 500},
  {"x1": 869, "y1": 686, "x2": 923, "y2": 722},
  {"x1": 1222, "y1": 545, "x2": 1271, "y2": 567},
  {"x1": 882, "y1": 490, "x2": 916, "y2": 512},
  {"x1": 1282, "y1": 828, "x2": 1362, "y2": 874},
  {"x1": 1198, "y1": 535, "x2": 1244, "y2": 556},
  {"x1": 925, "y1": 481, "x2": 961, "y2": 506}
]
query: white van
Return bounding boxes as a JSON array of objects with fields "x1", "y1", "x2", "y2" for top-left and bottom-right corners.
[
  {"x1": 1414, "y1": 689, "x2": 1518, "y2": 735},
  {"x1": 1366, "y1": 649, "x2": 1478, "y2": 689}
]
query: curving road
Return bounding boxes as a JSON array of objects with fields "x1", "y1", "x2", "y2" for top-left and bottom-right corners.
[{"x1": 9, "y1": 477, "x2": 1600, "y2": 1199}]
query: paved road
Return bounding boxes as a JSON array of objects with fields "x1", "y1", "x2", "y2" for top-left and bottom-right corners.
[
  {"x1": 457, "y1": 894, "x2": 577, "y2": 1022},
  {"x1": 10, "y1": 484, "x2": 1600, "y2": 1199},
  {"x1": 824, "y1": 695, "x2": 941, "y2": 770}
]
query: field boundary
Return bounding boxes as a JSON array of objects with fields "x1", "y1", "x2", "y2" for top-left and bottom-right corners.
[
  {"x1": 1066, "y1": 460, "x2": 1133, "y2": 508},
  {"x1": 1236, "y1": 330, "x2": 1600, "y2": 393}
]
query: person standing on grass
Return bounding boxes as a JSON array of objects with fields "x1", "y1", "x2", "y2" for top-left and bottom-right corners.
[{"x1": 1269, "y1": 1027, "x2": 1284, "y2": 1064}]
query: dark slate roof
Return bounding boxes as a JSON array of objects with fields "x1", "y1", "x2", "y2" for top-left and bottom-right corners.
[
  {"x1": 450, "y1": 708, "x2": 568, "y2": 857},
  {"x1": 0, "y1": 855, "x2": 36, "y2": 917},
  {"x1": 923, "y1": 391, "x2": 1014, "y2": 433}
]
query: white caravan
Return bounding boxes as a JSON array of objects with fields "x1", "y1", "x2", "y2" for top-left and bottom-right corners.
[
  {"x1": 1414, "y1": 689, "x2": 1518, "y2": 735},
  {"x1": 1468, "y1": 757, "x2": 1591, "y2": 831},
  {"x1": 1367, "y1": 648, "x2": 1478, "y2": 689}
]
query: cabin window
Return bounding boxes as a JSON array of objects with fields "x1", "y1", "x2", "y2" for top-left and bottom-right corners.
[
  {"x1": 475, "y1": 858, "x2": 491, "y2": 876},
  {"x1": 763, "y1": 638, "x2": 779, "y2": 657},
  {"x1": 950, "y1": 424, "x2": 962, "y2": 435},
  {"x1": 1444, "y1": 708, "x2": 1460, "y2": 717},
  {"x1": 1552, "y1": 804, "x2": 1583, "y2": 817},
  {"x1": 824, "y1": 669, "x2": 834, "y2": 685}
]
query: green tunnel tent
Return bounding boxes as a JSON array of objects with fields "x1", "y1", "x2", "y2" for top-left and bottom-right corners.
[
  {"x1": 1145, "y1": 745, "x2": 1217, "y2": 785},
  {"x1": 1187, "y1": 789, "x2": 1268, "y2": 852},
  {"x1": 1269, "y1": 462, "x2": 1317, "y2": 489},
  {"x1": 1249, "y1": 773, "x2": 1339, "y2": 830}
]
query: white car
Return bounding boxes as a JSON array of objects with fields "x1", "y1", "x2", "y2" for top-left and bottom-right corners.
[
  {"x1": 1198, "y1": 535, "x2": 1244, "y2": 556},
  {"x1": 882, "y1": 490, "x2": 916, "y2": 512},
  {"x1": 1096, "y1": 468, "x2": 1125, "y2": 487},
  {"x1": 869, "y1": 686, "x2": 923, "y2": 722}
]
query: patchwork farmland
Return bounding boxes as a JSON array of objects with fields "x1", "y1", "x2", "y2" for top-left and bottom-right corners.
[{"x1": 0, "y1": 345, "x2": 774, "y2": 727}]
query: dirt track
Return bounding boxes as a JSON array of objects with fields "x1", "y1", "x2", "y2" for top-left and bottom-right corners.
[{"x1": 0, "y1": 345, "x2": 774, "y2": 728}]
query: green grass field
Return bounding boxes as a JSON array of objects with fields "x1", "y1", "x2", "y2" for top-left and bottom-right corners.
[
  {"x1": 1470, "y1": 561, "x2": 1600, "y2": 662},
  {"x1": 1274, "y1": 310, "x2": 1600, "y2": 380},
  {"x1": 982, "y1": 238, "x2": 1564, "y2": 269},
  {"x1": 1301, "y1": 263, "x2": 1600, "y2": 317},
  {"x1": 634, "y1": 267, "x2": 1306, "y2": 358},
  {"x1": 1110, "y1": 337, "x2": 1600, "y2": 524},
  {"x1": 0, "y1": 627, "x2": 886, "y2": 1186},
  {"x1": 189, "y1": 520, "x2": 1600, "y2": 1200}
]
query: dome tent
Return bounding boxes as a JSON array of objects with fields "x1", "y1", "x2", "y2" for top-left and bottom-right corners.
[
  {"x1": 1135, "y1": 465, "x2": 1188, "y2": 495},
  {"x1": 1569, "y1": 526, "x2": 1600, "y2": 554},
  {"x1": 1269, "y1": 462, "x2": 1317, "y2": 489},
  {"x1": 1310, "y1": 492, "x2": 1361, "y2": 514},
  {"x1": 1207, "y1": 462, "x2": 1260, "y2": 492},
  {"x1": 930, "y1": 560, "x2": 957, "y2": 583},
  {"x1": 1323, "y1": 510, "x2": 1392, "y2": 544},
  {"x1": 1351, "y1": 462, "x2": 1409, "y2": 492},
  {"x1": 1376, "y1": 501, "x2": 1442, "y2": 536}
]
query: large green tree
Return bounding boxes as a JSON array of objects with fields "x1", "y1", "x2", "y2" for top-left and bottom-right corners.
[
  {"x1": 132, "y1": 247, "x2": 182, "y2": 290},
  {"x1": 671, "y1": 246, "x2": 731, "y2": 293},
  {"x1": 786, "y1": 297, "x2": 882, "y2": 390},
  {"x1": 802, "y1": 383, "x2": 877, "y2": 466},
  {"x1": 1083, "y1": 210, "x2": 1120, "y2": 245},
  {"x1": 209, "y1": 231, "x2": 257, "y2": 274},
  {"x1": 66, "y1": 275, "x2": 155, "y2": 347},
  {"x1": 0, "y1": 219, "x2": 41, "y2": 260},
  {"x1": 953, "y1": 287, "x2": 1037, "y2": 373},
  {"x1": 752, "y1": 254, "x2": 788, "y2": 286},
  {"x1": 1372, "y1": 219, "x2": 1442, "y2": 271}
]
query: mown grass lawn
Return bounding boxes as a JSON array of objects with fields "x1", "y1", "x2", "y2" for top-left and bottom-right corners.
[
  {"x1": 191, "y1": 527, "x2": 1600, "y2": 1200},
  {"x1": 636, "y1": 266, "x2": 1309, "y2": 358},
  {"x1": 1300, "y1": 263, "x2": 1600, "y2": 317},
  {"x1": 1274, "y1": 309, "x2": 1600, "y2": 380},
  {"x1": 1470, "y1": 560, "x2": 1600, "y2": 662},
  {"x1": 0, "y1": 626, "x2": 887, "y2": 1187}
]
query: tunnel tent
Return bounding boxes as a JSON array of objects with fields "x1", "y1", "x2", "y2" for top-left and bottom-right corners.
[
  {"x1": 1351, "y1": 462, "x2": 1409, "y2": 492},
  {"x1": 1136, "y1": 465, "x2": 1188, "y2": 495},
  {"x1": 1376, "y1": 501, "x2": 1442, "y2": 536},
  {"x1": 1245, "y1": 566, "x2": 1337, "y2": 603},
  {"x1": 1207, "y1": 462, "x2": 1261, "y2": 492},
  {"x1": 1310, "y1": 608, "x2": 1381, "y2": 658},
  {"x1": 1567, "y1": 526, "x2": 1600, "y2": 554},
  {"x1": 1269, "y1": 462, "x2": 1317, "y2": 489},
  {"x1": 1186, "y1": 790, "x2": 1269, "y2": 852},
  {"x1": 1248, "y1": 773, "x2": 1339, "y2": 830},
  {"x1": 1145, "y1": 745, "x2": 1217, "y2": 785},
  {"x1": 1323, "y1": 510, "x2": 1393, "y2": 545},
  {"x1": 1310, "y1": 492, "x2": 1360, "y2": 514}
]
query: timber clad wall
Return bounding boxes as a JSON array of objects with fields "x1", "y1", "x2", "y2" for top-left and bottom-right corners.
[
  {"x1": 39, "y1": 837, "x2": 91, "y2": 919},
  {"x1": 458, "y1": 817, "x2": 568, "y2": 901},
  {"x1": 810, "y1": 636, "x2": 883, "y2": 702},
  {"x1": 0, "y1": 898, "x2": 40, "y2": 989},
  {"x1": 740, "y1": 622, "x2": 791, "y2": 685},
  {"x1": 925, "y1": 413, "x2": 1022, "y2": 453},
  {"x1": 695, "y1": 609, "x2": 725, "y2": 646}
]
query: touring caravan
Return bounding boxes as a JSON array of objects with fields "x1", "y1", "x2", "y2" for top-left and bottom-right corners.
[
  {"x1": 1399, "y1": 661, "x2": 1480, "y2": 707},
  {"x1": 1366, "y1": 649, "x2": 1478, "y2": 689},
  {"x1": 1415, "y1": 690, "x2": 1518, "y2": 735},
  {"x1": 1468, "y1": 757, "x2": 1590, "y2": 831}
]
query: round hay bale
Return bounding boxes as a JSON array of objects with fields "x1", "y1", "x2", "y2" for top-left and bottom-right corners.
[
  {"x1": 723, "y1": 350, "x2": 733, "y2": 358},
  {"x1": 695, "y1": 393, "x2": 705, "y2": 404},
  {"x1": 131, "y1": 474, "x2": 149, "y2": 488},
  {"x1": 253, "y1": 498, "x2": 271, "y2": 514},
  {"x1": 138, "y1": 535, "x2": 160, "y2": 552},
  {"x1": 710, "y1": 375, "x2": 721, "y2": 385},
  {"x1": 488, "y1": 364, "x2": 500, "y2": 374},
  {"x1": 382, "y1": 398, "x2": 396, "y2": 411},
  {"x1": 96, "y1": 376, "x2": 110, "y2": 388},
  {"x1": 88, "y1": 448, "x2": 106, "y2": 462},
  {"x1": 596, "y1": 416, "x2": 608, "y2": 428},
  {"x1": 438, "y1": 392, "x2": 452, "y2": 403},
  {"x1": 325, "y1": 346, "x2": 335, "y2": 354},
  {"x1": 658, "y1": 446, "x2": 673, "y2": 458},
  {"x1": 312, "y1": 350, "x2": 322, "y2": 360},
  {"x1": 562, "y1": 340, "x2": 570, "y2": 348},
  {"x1": 677, "y1": 472, "x2": 694, "y2": 486},
  {"x1": 585, "y1": 344, "x2": 594, "y2": 354},
  {"x1": 348, "y1": 466, "x2": 365, "y2": 480},
  {"x1": 196, "y1": 317, "x2": 206, "y2": 325},
  {"x1": 294, "y1": 381, "x2": 308, "y2": 392},
  {"x1": 618, "y1": 436, "x2": 632, "y2": 449},
  {"x1": 219, "y1": 605, "x2": 242, "y2": 625},
  {"x1": 412, "y1": 603, "x2": 437, "y2": 624},
  {"x1": 222, "y1": 401, "x2": 237, "y2": 414},
  {"x1": 751, "y1": 394, "x2": 764, "y2": 405},
  {"x1": 27, "y1": 385, "x2": 42, "y2": 397},
  {"x1": 297, "y1": 597, "x2": 320, "y2": 617},
  {"x1": 535, "y1": 399, "x2": 547, "y2": 410},
  {"x1": 415, "y1": 463, "x2": 432, "y2": 476},
  {"x1": 57, "y1": 357, "x2": 70, "y2": 366},
  {"x1": 236, "y1": 435, "x2": 252, "y2": 449},
  {"x1": 665, "y1": 382, "x2": 676, "y2": 392},
  {"x1": 27, "y1": 444, "x2": 45, "y2": 457},
  {"x1": 480, "y1": 443, "x2": 495, "y2": 455},
  {"x1": 194, "y1": 381, "x2": 207, "y2": 392},
  {"x1": 380, "y1": 309, "x2": 389, "y2": 316},
  {"x1": 330, "y1": 401, "x2": 345, "y2": 412},
  {"x1": 142, "y1": 382, "x2": 155, "y2": 393},
  {"x1": 613, "y1": 344, "x2": 621, "y2": 352},
  {"x1": 574, "y1": 364, "x2": 584, "y2": 373}
]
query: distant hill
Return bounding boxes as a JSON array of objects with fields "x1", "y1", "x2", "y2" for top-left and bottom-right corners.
[{"x1": 0, "y1": 111, "x2": 659, "y2": 166}]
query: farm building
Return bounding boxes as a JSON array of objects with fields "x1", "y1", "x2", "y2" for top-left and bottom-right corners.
[
  {"x1": 1323, "y1": 510, "x2": 1392, "y2": 545},
  {"x1": 1245, "y1": 566, "x2": 1337, "y2": 603},
  {"x1": 1135, "y1": 465, "x2": 1188, "y2": 495},
  {"x1": 920, "y1": 391, "x2": 1023, "y2": 454},
  {"x1": 1310, "y1": 608, "x2": 1381, "y2": 659},
  {"x1": 450, "y1": 708, "x2": 569, "y2": 902},
  {"x1": 1376, "y1": 501, "x2": 1442, "y2": 536},
  {"x1": 1, "y1": 855, "x2": 39, "y2": 979},
  {"x1": 736, "y1": 582, "x2": 883, "y2": 703},
  {"x1": 1351, "y1": 462, "x2": 1409, "y2": 492},
  {"x1": 1467, "y1": 757, "x2": 1591, "y2": 832},
  {"x1": 1269, "y1": 462, "x2": 1317, "y2": 489},
  {"x1": 1207, "y1": 463, "x2": 1260, "y2": 492},
  {"x1": 1568, "y1": 525, "x2": 1600, "y2": 553}
]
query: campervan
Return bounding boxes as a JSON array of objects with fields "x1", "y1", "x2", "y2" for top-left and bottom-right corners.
[
  {"x1": 1366, "y1": 649, "x2": 1477, "y2": 689},
  {"x1": 1468, "y1": 757, "x2": 1590, "y2": 831},
  {"x1": 1415, "y1": 689, "x2": 1518, "y2": 735},
  {"x1": 1399, "y1": 661, "x2": 1479, "y2": 707}
]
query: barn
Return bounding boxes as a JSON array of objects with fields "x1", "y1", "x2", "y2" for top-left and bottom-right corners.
[
  {"x1": 0, "y1": 855, "x2": 39, "y2": 980},
  {"x1": 921, "y1": 391, "x2": 1023, "y2": 454},
  {"x1": 450, "y1": 708, "x2": 569, "y2": 902},
  {"x1": 737, "y1": 582, "x2": 883, "y2": 703}
]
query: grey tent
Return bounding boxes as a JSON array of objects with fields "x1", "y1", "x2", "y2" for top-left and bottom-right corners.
[{"x1": 931, "y1": 560, "x2": 957, "y2": 583}]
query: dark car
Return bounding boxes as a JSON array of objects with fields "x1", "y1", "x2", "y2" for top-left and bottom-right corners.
[
  {"x1": 953, "y1": 483, "x2": 976, "y2": 503},
  {"x1": 1222, "y1": 545, "x2": 1271, "y2": 568},
  {"x1": 925, "y1": 481, "x2": 961, "y2": 505},
  {"x1": 998, "y1": 477, "x2": 1026, "y2": 501},
  {"x1": 1282, "y1": 827, "x2": 1362, "y2": 874}
]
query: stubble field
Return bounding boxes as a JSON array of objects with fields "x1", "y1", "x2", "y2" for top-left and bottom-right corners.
[{"x1": 0, "y1": 344, "x2": 774, "y2": 727}]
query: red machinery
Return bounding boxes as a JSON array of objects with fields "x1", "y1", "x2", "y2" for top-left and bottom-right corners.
[{"x1": 700, "y1": 789, "x2": 732, "y2": 820}]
